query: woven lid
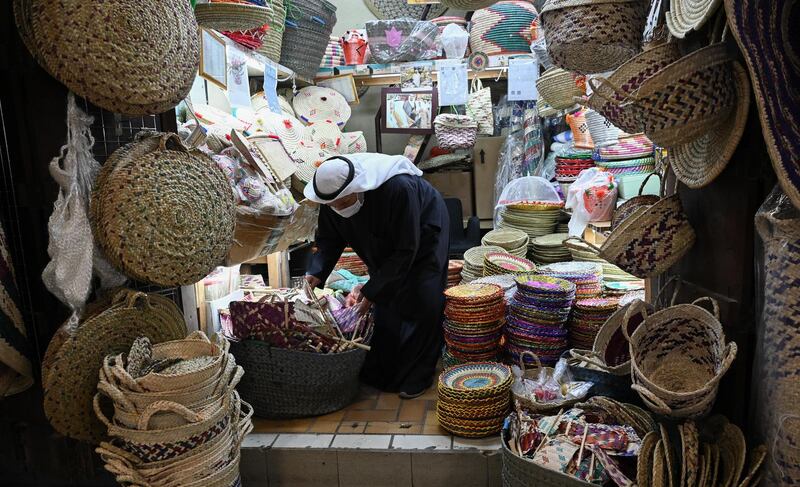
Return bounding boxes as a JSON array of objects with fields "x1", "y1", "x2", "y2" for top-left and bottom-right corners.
[
  {"x1": 482, "y1": 228, "x2": 529, "y2": 249},
  {"x1": 43, "y1": 289, "x2": 187, "y2": 443},
  {"x1": 194, "y1": 2, "x2": 273, "y2": 31},
  {"x1": 91, "y1": 133, "x2": 236, "y2": 287},
  {"x1": 25, "y1": 0, "x2": 199, "y2": 116},
  {"x1": 666, "y1": 0, "x2": 722, "y2": 39},
  {"x1": 293, "y1": 86, "x2": 352, "y2": 127}
]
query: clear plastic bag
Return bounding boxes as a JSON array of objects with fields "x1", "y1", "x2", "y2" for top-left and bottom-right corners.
[
  {"x1": 441, "y1": 23, "x2": 469, "y2": 59},
  {"x1": 365, "y1": 19, "x2": 441, "y2": 64},
  {"x1": 565, "y1": 168, "x2": 618, "y2": 236},
  {"x1": 494, "y1": 176, "x2": 561, "y2": 227}
]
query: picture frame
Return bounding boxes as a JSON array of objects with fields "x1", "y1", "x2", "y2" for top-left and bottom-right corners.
[
  {"x1": 199, "y1": 28, "x2": 228, "y2": 90},
  {"x1": 315, "y1": 74, "x2": 360, "y2": 105},
  {"x1": 380, "y1": 87, "x2": 438, "y2": 134}
]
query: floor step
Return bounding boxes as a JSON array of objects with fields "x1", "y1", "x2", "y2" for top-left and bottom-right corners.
[{"x1": 240, "y1": 433, "x2": 502, "y2": 487}]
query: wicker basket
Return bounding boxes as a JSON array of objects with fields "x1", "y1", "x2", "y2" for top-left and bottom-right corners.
[
  {"x1": 91, "y1": 132, "x2": 236, "y2": 287},
  {"x1": 512, "y1": 352, "x2": 581, "y2": 413},
  {"x1": 441, "y1": 0, "x2": 497, "y2": 8},
  {"x1": 584, "y1": 109, "x2": 622, "y2": 148},
  {"x1": 502, "y1": 429, "x2": 594, "y2": 487},
  {"x1": 435, "y1": 114, "x2": 478, "y2": 150},
  {"x1": 194, "y1": 2, "x2": 273, "y2": 31},
  {"x1": 610, "y1": 172, "x2": 662, "y2": 230},
  {"x1": 257, "y1": 0, "x2": 287, "y2": 63},
  {"x1": 540, "y1": 0, "x2": 648, "y2": 74},
  {"x1": 279, "y1": 0, "x2": 337, "y2": 79},
  {"x1": 470, "y1": 1, "x2": 539, "y2": 55},
  {"x1": 536, "y1": 68, "x2": 585, "y2": 110},
  {"x1": 229, "y1": 339, "x2": 366, "y2": 418},
  {"x1": 625, "y1": 297, "x2": 738, "y2": 418}
]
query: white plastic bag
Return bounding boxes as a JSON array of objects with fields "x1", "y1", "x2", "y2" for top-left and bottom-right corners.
[
  {"x1": 441, "y1": 23, "x2": 469, "y2": 59},
  {"x1": 494, "y1": 176, "x2": 561, "y2": 226},
  {"x1": 565, "y1": 168, "x2": 618, "y2": 236}
]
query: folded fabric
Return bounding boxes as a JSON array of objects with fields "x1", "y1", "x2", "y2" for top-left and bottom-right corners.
[{"x1": 326, "y1": 269, "x2": 369, "y2": 293}]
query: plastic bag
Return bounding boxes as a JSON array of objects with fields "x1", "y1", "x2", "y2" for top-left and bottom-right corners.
[
  {"x1": 494, "y1": 176, "x2": 561, "y2": 227},
  {"x1": 441, "y1": 23, "x2": 469, "y2": 59},
  {"x1": 365, "y1": 19, "x2": 440, "y2": 63},
  {"x1": 511, "y1": 358, "x2": 593, "y2": 404},
  {"x1": 566, "y1": 168, "x2": 618, "y2": 236}
]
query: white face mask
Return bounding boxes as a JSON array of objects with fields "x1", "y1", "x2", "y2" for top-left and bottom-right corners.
[{"x1": 332, "y1": 194, "x2": 363, "y2": 218}]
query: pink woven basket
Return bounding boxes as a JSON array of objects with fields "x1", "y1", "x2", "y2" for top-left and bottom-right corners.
[{"x1": 434, "y1": 114, "x2": 478, "y2": 150}]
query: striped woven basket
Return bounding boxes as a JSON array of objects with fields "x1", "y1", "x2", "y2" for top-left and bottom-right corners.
[
  {"x1": 279, "y1": 0, "x2": 337, "y2": 79},
  {"x1": 441, "y1": 0, "x2": 498, "y2": 8},
  {"x1": 540, "y1": 0, "x2": 648, "y2": 74},
  {"x1": 257, "y1": 0, "x2": 286, "y2": 63},
  {"x1": 585, "y1": 109, "x2": 623, "y2": 147},
  {"x1": 469, "y1": 1, "x2": 538, "y2": 55}
]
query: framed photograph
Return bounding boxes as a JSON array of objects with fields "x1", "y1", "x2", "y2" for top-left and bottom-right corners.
[
  {"x1": 400, "y1": 66, "x2": 433, "y2": 92},
  {"x1": 199, "y1": 28, "x2": 227, "y2": 90},
  {"x1": 381, "y1": 88, "x2": 437, "y2": 134},
  {"x1": 315, "y1": 74, "x2": 360, "y2": 105}
]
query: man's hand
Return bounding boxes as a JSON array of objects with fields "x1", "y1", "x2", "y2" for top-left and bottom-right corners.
[{"x1": 346, "y1": 284, "x2": 363, "y2": 308}]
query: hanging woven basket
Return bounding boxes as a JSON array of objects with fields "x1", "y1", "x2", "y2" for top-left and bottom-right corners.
[
  {"x1": 469, "y1": 1, "x2": 539, "y2": 55},
  {"x1": 194, "y1": 1, "x2": 273, "y2": 32},
  {"x1": 540, "y1": 0, "x2": 648, "y2": 74},
  {"x1": 536, "y1": 68, "x2": 585, "y2": 110},
  {"x1": 91, "y1": 132, "x2": 236, "y2": 287},
  {"x1": 257, "y1": 0, "x2": 287, "y2": 63},
  {"x1": 279, "y1": 0, "x2": 337, "y2": 79}
]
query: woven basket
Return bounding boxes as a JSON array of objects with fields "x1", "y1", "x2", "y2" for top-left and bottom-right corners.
[
  {"x1": 584, "y1": 109, "x2": 622, "y2": 148},
  {"x1": 625, "y1": 297, "x2": 737, "y2": 418},
  {"x1": 92, "y1": 132, "x2": 235, "y2": 286},
  {"x1": 502, "y1": 429, "x2": 594, "y2": 487},
  {"x1": 540, "y1": 0, "x2": 648, "y2": 74},
  {"x1": 194, "y1": 2, "x2": 273, "y2": 31},
  {"x1": 610, "y1": 172, "x2": 662, "y2": 230},
  {"x1": 279, "y1": 0, "x2": 337, "y2": 79},
  {"x1": 512, "y1": 352, "x2": 581, "y2": 413},
  {"x1": 586, "y1": 42, "x2": 683, "y2": 133},
  {"x1": 23, "y1": 0, "x2": 198, "y2": 116},
  {"x1": 257, "y1": 0, "x2": 287, "y2": 63},
  {"x1": 43, "y1": 289, "x2": 187, "y2": 443},
  {"x1": 435, "y1": 114, "x2": 478, "y2": 150},
  {"x1": 441, "y1": 0, "x2": 499, "y2": 8},
  {"x1": 470, "y1": 1, "x2": 539, "y2": 55},
  {"x1": 229, "y1": 339, "x2": 366, "y2": 418},
  {"x1": 536, "y1": 68, "x2": 584, "y2": 110}
]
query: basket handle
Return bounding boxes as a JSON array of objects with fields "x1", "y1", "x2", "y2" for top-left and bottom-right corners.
[
  {"x1": 653, "y1": 275, "x2": 683, "y2": 309},
  {"x1": 105, "y1": 355, "x2": 146, "y2": 394},
  {"x1": 470, "y1": 77, "x2": 483, "y2": 93},
  {"x1": 637, "y1": 171, "x2": 662, "y2": 197},
  {"x1": 93, "y1": 393, "x2": 116, "y2": 432},
  {"x1": 184, "y1": 330, "x2": 211, "y2": 343},
  {"x1": 213, "y1": 365, "x2": 245, "y2": 397},
  {"x1": 97, "y1": 380, "x2": 137, "y2": 413},
  {"x1": 717, "y1": 342, "x2": 738, "y2": 379},
  {"x1": 157, "y1": 132, "x2": 190, "y2": 154},
  {"x1": 631, "y1": 383, "x2": 672, "y2": 415},
  {"x1": 620, "y1": 301, "x2": 649, "y2": 342},
  {"x1": 112, "y1": 290, "x2": 152, "y2": 311},
  {"x1": 568, "y1": 349, "x2": 614, "y2": 371},
  {"x1": 691, "y1": 297, "x2": 721, "y2": 320},
  {"x1": 586, "y1": 77, "x2": 639, "y2": 106},
  {"x1": 137, "y1": 400, "x2": 205, "y2": 431},
  {"x1": 519, "y1": 350, "x2": 542, "y2": 374}
]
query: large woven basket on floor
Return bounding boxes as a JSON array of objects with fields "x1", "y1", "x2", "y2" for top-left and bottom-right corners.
[
  {"x1": 502, "y1": 429, "x2": 593, "y2": 487},
  {"x1": 15, "y1": 0, "x2": 199, "y2": 116},
  {"x1": 279, "y1": 0, "x2": 337, "y2": 79},
  {"x1": 229, "y1": 339, "x2": 366, "y2": 418},
  {"x1": 257, "y1": 0, "x2": 287, "y2": 63},
  {"x1": 536, "y1": 68, "x2": 585, "y2": 110},
  {"x1": 91, "y1": 132, "x2": 236, "y2": 287},
  {"x1": 540, "y1": 0, "x2": 648, "y2": 74},
  {"x1": 469, "y1": 1, "x2": 539, "y2": 55},
  {"x1": 625, "y1": 298, "x2": 737, "y2": 418}
]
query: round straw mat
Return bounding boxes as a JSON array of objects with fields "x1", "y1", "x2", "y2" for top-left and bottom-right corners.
[
  {"x1": 293, "y1": 86, "x2": 351, "y2": 127},
  {"x1": 43, "y1": 289, "x2": 187, "y2": 443},
  {"x1": 665, "y1": 0, "x2": 722, "y2": 39},
  {"x1": 28, "y1": 0, "x2": 199, "y2": 116},
  {"x1": 194, "y1": 2, "x2": 273, "y2": 32}
]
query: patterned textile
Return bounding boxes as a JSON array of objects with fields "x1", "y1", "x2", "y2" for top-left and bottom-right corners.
[{"x1": 0, "y1": 222, "x2": 32, "y2": 397}]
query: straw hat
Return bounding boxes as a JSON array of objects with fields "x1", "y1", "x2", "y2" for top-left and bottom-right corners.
[
  {"x1": 292, "y1": 86, "x2": 352, "y2": 127},
  {"x1": 256, "y1": 111, "x2": 307, "y2": 156},
  {"x1": 666, "y1": 0, "x2": 722, "y2": 39},
  {"x1": 364, "y1": 0, "x2": 447, "y2": 19},
  {"x1": 293, "y1": 120, "x2": 343, "y2": 165},
  {"x1": 22, "y1": 0, "x2": 199, "y2": 116},
  {"x1": 341, "y1": 131, "x2": 368, "y2": 154},
  {"x1": 724, "y1": 0, "x2": 800, "y2": 209}
]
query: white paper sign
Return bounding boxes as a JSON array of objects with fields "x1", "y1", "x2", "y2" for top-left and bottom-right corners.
[
  {"x1": 508, "y1": 58, "x2": 539, "y2": 101},
  {"x1": 226, "y1": 49, "x2": 251, "y2": 108},
  {"x1": 436, "y1": 59, "x2": 469, "y2": 106}
]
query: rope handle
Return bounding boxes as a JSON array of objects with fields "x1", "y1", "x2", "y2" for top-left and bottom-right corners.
[
  {"x1": 519, "y1": 350, "x2": 543, "y2": 375},
  {"x1": 93, "y1": 393, "x2": 117, "y2": 431},
  {"x1": 630, "y1": 383, "x2": 672, "y2": 414},
  {"x1": 106, "y1": 355, "x2": 146, "y2": 393},
  {"x1": 157, "y1": 132, "x2": 190, "y2": 154},
  {"x1": 212, "y1": 365, "x2": 245, "y2": 398},
  {"x1": 620, "y1": 301, "x2": 649, "y2": 342},
  {"x1": 691, "y1": 297, "x2": 721, "y2": 320},
  {"x1": 653, "y1": 275, "x2": 683, "y2": 309},
  {"x1": 568, "y1": 349, "x2": 615, "y2": 372},
  {"x1": 470, "y1": 77, "x2": 484, "y2": 93},
  {"x1": 637, "y1": 171, "x2": 662, "y2": 197},
  {"x1": 137, "y1": 400, "x2": 205, "y2": 431},
  {"x1": 112, "y1": 290, "x2": 152, "y2": 311},
  {"x1": 718, "y1": 342, "x2": 738, "y2": 377},
  {"x1": 97, "y1": 380, "x2": 137, "y2": 413}
]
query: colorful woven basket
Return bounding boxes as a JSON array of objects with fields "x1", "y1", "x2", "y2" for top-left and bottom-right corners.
[
  {"x1": 585, "y1": 109, "x2": 623, "y2": 148},
  {"x1": 540, "y1": 0, "x2": 648, "y2": 74},
  {"x1": 435, "y1": 114, "x2": 478, "y2": 150},
  {"x1": 469, "y1": 1, "x2": 539, "y2": 56}
]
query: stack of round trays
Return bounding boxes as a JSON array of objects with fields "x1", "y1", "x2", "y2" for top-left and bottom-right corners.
[
  {"x1": 498, "y1": 201, "x2": 564, "y2": 253},
  {"x1": 437, "y1": 362, "x2": 512, "y2": 438},
  {"x1": 594, "y1": 156, "x2": 656, "y2": 176},
  {"x1": 505, "y1": 274, "x2": 576, "y2": 366},
  {"x1": 529, "y1": 233, "x2": 572, "y2": 264},
  {"x1": 472, "y1": 274, "x2": 518, "y2": 303},
  {"x1": 569, "y1": 298, "x2": 619, "y2": 350},
  {"x1": 481, "y1": 228, "x2": 529, "y2": 258},
  {"x1": 563, "y1": 238, "x2": 640, "y2": 283},
  {"x1": 596, "y1": 134, "x2": 654, "y2": 161},
  {"x1": 335, "y1": 248, "x2": 368, "y2": 276},
  {"x1": 539, "y1": 261, "x2": 604, "y2": 299},
  {"x1": 603, "y1": 281, "x2": 645, "y2": 298},
  {"x1": 443, "y1": 284, "x2": 505, "y2": 362},
  {"x1": 461, "y1": 246, "x2": 506, "y2": 283},
  {"x1": 483, "y1": 252, "x2": 536, "y2": 277},
  {"x1": 448, "y1": 260, "x2": 464, "y2": 288}
]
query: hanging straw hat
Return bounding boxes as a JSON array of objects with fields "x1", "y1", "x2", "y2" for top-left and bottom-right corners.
[
  {"x1": 21, "y1": 0, "x2": 199, "y2": 116},
  {"x1": 666, "y1": 0, "x2": 722, "y2": 39},
  {"x1": 364, "y1": 0, "x2": 447, "y2": 19},
  {"x1": 292, "y1": 86, "x2": 352, "y2": 127},
  {"x1": 724, "y1": 0, "x2": 800, "y2": 209}
]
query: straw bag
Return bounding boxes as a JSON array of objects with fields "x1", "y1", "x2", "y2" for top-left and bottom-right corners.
[
  {"x1": 580, "y1": 166, "x2": 695, "y2": 279},
  {"x1": 92, "y1": 132, "x2": 236, "y2": 287},
  {"x1": 540, "y1": 0, "x2": 648, "y2": 74},
  {"x1": 468, "y1": 78, "x2": 494, "y2": 136},
  {"x1": 279, "y1": 0, "x2": 337, "y2": 79},
  {"x1": 536, "y1": 68, "x2": 585, "y2": 110},
  {"x1": 625, "y1": 297, "x2": 738, "y2": 418},
  {"x1": 435, "y1": 114, "x2": 478, "y2": 150},
  {"x1": 610, "y1": 172, "x2": 662, "y2": 230}
]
